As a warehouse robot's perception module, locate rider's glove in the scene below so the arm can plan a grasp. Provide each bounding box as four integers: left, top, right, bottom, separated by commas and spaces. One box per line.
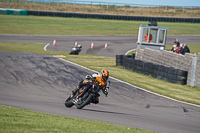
85, 75, 92, 80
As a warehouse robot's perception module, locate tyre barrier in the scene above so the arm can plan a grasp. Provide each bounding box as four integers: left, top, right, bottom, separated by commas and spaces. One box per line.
116, 55, 123, 66
27, 10, 200, 23
116, 55, 188, 85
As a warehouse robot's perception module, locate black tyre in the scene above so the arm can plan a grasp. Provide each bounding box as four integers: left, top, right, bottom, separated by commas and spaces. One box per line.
65, 96, 74, 108
116, 55, 123, 66
77, 95, 93, 109
158, 65, 165, 71
136, 60, 143, 67
174, 80, 187, 85
175, 69, 188, 76
125, 55, 132, 58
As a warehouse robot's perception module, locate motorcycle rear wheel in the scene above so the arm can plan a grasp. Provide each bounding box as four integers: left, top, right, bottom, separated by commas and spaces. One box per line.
76, 95, 93, 109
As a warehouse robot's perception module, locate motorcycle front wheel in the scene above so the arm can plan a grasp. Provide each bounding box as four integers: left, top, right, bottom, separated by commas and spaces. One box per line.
65, 96, 74, 108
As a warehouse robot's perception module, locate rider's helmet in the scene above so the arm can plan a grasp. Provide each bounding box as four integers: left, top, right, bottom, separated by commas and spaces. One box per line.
100, 69, 109, 81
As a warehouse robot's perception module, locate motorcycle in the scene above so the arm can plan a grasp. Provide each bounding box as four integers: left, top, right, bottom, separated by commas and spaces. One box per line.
65, 79, 101, 109
69, 45, 82, 55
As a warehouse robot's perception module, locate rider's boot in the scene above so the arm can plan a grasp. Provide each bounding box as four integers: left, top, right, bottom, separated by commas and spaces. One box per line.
71, 80, 86, 98
91, 97, 99, 104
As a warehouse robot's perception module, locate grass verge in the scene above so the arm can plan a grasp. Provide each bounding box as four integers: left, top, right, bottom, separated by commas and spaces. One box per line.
1, 42, 200, 106
0, 15, 200, 35
0, 105, 155, 133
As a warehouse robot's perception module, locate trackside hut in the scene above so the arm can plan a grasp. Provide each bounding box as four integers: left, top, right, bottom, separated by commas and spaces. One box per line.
137, 24, 169, 51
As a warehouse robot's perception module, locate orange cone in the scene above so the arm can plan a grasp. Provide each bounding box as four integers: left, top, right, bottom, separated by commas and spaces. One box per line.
53, 39, 56, 46
91, 42, 94, 49
75, 41, 77, 47
105, 42, 108, 49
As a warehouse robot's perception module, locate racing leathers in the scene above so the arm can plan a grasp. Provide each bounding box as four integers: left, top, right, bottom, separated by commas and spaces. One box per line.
71, 72, 110, 104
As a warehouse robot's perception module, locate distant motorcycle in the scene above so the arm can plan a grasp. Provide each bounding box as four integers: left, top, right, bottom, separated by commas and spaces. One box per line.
65, 79, 101, 109
69, 44, 82, 55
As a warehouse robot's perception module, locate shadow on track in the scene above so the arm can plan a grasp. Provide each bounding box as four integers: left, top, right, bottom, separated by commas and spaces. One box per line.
82, 108, 135, 116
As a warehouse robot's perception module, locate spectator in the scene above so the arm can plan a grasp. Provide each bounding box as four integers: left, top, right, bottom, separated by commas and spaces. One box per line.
180, 43, 184, 55
176, 45, 181, 54
171, 42, 178, 52
175, 38, 180, 47
183, 43, 190, 55
144, 32, 152, 43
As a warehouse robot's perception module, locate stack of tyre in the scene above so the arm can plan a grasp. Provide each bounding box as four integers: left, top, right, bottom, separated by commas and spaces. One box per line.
116, 55, 187, 85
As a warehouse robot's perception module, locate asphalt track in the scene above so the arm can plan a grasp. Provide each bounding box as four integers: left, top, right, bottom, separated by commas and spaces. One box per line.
0, 35, 200, 133
0, 34, 199, 57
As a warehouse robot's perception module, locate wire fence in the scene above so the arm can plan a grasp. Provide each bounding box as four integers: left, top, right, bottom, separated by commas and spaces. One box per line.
1, 0, 200, 17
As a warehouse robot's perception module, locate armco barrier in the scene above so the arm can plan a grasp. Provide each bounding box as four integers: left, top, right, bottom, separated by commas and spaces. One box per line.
116, 55, 188, 85
27, 10, 200, 23
0, 8, 27, 15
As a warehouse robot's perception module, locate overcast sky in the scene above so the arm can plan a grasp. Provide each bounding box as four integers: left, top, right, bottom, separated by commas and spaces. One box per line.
82, 0, 200, 7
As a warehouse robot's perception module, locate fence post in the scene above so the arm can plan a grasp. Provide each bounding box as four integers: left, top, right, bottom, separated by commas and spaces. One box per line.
190, 56, 197, 87
157, 6, 159, 12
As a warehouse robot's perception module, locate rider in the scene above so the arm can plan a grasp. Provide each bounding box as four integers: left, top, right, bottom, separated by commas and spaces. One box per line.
71, 69, 110, 104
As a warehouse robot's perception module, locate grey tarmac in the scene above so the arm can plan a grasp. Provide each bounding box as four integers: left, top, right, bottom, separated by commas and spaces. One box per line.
0, 34, 200, 133
0, 34, 199, 57
0, 51, 200, 133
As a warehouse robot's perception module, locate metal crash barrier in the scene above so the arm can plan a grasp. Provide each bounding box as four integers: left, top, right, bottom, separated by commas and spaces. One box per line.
0, 8, 27, 15
27, 10, 200, 23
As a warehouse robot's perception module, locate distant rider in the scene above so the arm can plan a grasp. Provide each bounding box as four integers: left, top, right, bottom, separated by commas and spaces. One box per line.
71, 69, 110, 104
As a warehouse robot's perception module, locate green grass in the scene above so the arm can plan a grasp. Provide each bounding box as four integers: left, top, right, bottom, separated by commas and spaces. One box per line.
0, 15, 200, 35
1, 14, 200, 132
0, 105, 155, 133
1, 42, 200, 106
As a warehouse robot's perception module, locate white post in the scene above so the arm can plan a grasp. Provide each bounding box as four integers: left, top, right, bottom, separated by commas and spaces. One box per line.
190, 56, 197, 87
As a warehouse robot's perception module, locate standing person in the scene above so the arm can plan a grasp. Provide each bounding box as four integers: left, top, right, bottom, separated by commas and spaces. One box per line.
180, 43, 184, 55
144, 32, 152, 43
175, 39, 180, 47
183, 43, 190, 55
171, 42, 178, 52
176, 46, 181, 54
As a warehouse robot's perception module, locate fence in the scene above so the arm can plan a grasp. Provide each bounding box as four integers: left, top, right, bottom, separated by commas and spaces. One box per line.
0, 0, 200, 18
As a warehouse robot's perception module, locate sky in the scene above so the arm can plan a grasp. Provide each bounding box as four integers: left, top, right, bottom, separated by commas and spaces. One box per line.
83, 0, 200, 7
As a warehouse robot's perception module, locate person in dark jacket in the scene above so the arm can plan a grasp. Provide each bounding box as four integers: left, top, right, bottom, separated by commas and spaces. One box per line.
175, 39, 180, 47
180, 43, 184, 55
183, 43, 190, 55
